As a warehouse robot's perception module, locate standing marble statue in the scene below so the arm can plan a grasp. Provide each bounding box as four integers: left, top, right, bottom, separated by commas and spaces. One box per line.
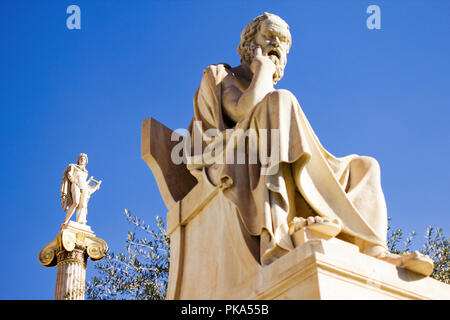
185, 12, 432, 273
39, 153, 108, 300
61, 153, 102, 225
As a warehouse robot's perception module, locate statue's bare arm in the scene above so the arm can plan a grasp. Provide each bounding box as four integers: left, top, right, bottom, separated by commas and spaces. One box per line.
223, 47, 275, 122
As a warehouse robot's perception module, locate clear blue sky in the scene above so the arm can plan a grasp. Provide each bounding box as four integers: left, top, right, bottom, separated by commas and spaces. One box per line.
0, 1, 449, 299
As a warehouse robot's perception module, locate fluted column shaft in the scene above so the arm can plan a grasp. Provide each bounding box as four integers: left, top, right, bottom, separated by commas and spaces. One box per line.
55, 248, 87, 300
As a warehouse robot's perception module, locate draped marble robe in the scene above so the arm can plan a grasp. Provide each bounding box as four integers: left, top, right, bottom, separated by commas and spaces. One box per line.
186, 63, 388, 265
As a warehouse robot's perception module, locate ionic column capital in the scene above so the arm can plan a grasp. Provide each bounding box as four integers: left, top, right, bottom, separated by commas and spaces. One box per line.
39, 221, 108, 267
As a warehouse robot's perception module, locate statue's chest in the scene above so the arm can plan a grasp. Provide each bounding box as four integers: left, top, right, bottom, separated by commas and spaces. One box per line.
74, 167, 88, 180
221, 75, 248, 108
222, 74, 248, 95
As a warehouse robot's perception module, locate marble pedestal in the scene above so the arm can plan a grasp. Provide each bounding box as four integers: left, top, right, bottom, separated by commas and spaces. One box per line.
163, 177, 450, 300
228, 237, 450, 300
39, 221, 108, 300
142, 117, 450, 300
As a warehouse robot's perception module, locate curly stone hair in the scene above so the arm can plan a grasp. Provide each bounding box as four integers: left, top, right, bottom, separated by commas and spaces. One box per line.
77, 153, 88, 165
237, 12, 292, 64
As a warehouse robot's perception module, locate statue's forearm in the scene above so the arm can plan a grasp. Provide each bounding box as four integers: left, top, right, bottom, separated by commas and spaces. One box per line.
236, 68, 274, 116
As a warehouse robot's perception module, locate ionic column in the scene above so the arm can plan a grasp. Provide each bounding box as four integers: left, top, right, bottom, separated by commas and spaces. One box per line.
39, 221, 108, 300
54, 248, 87, 299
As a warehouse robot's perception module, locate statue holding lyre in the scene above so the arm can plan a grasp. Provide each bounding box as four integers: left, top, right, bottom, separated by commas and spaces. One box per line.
60, 153, 102, 225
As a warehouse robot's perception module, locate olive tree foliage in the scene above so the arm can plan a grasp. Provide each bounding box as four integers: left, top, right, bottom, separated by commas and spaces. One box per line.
387, 217, 449, 284
86, 212, 448, 300
86, 209, 170, 300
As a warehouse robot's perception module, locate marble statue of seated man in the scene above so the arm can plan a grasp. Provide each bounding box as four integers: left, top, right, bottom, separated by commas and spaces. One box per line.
184, 12, 432, 275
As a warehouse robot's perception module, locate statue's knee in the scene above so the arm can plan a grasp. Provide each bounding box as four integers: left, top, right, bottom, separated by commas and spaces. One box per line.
262, 90, 297, 115
254, 89, 299, 121
268, 89, 295, 102
71, 199, 81, 207
352, 156, 380, 172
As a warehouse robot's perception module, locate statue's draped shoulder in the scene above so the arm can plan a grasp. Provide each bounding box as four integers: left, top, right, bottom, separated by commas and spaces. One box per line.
192, 63, 231, 131
60, 164, 75, 211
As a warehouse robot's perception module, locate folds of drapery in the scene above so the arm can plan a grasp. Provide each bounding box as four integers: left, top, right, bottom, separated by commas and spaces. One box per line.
186, 64, 388, 265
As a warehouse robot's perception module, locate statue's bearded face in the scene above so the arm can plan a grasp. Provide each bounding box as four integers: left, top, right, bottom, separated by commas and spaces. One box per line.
253, 18, 290, 83
238, 14, 291, 84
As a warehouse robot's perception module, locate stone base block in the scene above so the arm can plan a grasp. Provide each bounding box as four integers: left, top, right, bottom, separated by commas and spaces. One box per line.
166, 186, 450, 300
227, 238, 449, 300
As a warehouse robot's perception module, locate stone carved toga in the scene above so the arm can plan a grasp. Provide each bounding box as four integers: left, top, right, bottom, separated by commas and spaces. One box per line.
184, 12, 432, 272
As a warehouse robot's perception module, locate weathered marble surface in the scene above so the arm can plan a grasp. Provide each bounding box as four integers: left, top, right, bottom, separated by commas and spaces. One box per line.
141, 145, 449, 299
142, 118, 449, 299
141, 13, 442, 299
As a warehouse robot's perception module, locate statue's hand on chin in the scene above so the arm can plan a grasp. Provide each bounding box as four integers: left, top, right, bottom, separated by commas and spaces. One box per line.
250, 47, 276, 79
